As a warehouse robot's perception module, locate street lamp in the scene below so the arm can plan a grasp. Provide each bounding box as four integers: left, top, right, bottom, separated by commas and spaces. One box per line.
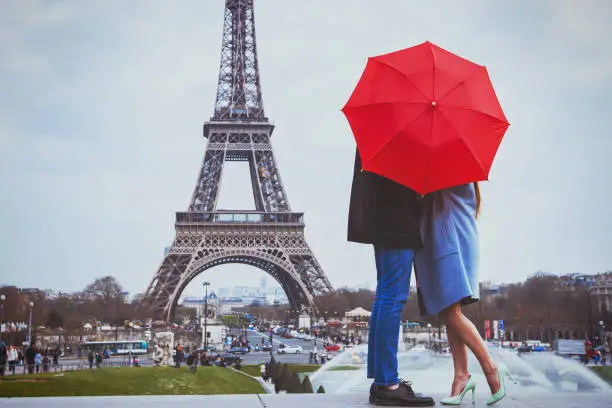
27, 301, 34, 344
203, 282, 210, 350
599, 321, 605, 346
116, 291, 129, 342
427, 323, 432, 345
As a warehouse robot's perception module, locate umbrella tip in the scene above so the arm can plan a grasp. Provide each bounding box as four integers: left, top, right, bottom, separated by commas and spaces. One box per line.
431, 101, 437, 107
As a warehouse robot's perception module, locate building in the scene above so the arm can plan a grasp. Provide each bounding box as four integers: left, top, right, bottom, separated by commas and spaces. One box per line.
479, 282, 512, 301
181, 291, 218, 318
556, 273, 598, 291
589, 272, 612, 315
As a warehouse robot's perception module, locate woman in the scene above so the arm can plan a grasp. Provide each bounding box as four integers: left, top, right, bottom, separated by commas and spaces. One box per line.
415, 183, 514, 406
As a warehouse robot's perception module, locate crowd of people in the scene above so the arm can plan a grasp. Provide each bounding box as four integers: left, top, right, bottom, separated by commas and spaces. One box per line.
0, 342, 61, 376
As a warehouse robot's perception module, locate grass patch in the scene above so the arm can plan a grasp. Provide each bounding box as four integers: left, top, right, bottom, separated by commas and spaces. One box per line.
327, 365, 362, 371
240, 365, 263, 377
591, 366, 612, 385
0, 367, 263, 397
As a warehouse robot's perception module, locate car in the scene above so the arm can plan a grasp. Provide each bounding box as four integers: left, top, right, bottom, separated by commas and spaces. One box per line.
324, 344, 341, 352
229, 346, 249, 355
278, 345, 303, 354
262, 344, 272, 352
219, 352, 241, 363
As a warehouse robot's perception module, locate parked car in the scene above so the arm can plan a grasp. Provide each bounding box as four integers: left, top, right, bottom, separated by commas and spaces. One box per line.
219, 352, 241, 363
262, 344, 272, 352
278, 345, 303, 354
229, 346, 249, 355
324, 344, 341, 352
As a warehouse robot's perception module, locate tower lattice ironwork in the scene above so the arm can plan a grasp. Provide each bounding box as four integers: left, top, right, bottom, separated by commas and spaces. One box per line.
143, 0, 333, 321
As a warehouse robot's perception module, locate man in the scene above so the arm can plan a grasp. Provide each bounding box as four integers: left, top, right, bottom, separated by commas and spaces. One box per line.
348, 150, 434, 406
0, 342, 7, 378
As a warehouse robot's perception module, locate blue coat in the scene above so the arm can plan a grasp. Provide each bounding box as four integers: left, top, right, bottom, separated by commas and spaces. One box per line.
414, 183, 480, 317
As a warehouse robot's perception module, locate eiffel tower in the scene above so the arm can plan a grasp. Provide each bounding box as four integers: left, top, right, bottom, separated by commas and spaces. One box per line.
142, 0, 333, 321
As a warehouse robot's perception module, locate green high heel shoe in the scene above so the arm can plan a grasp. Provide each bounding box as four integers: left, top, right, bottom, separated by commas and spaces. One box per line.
486, 363, 517, 405
440, 375, 476, 405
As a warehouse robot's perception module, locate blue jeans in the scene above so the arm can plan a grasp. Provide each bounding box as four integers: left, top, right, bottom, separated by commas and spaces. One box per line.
367, 245, 414, 385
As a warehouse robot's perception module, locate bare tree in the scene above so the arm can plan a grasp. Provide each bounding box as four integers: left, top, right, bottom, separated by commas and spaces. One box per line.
82, 276, 124, 303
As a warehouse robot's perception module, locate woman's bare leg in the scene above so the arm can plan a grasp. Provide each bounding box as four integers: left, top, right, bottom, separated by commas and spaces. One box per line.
440, 302, 500, 394
446, 325, 470, 396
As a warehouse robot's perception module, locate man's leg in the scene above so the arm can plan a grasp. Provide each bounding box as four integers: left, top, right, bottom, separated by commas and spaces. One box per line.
367, 246, 384, 380
372, 246, 413, 386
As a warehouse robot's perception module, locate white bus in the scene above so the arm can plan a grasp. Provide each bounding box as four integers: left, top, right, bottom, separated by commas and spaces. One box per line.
79, 340, 148, 356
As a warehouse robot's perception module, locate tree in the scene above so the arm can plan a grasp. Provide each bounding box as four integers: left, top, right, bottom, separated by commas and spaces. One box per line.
82, 276, 124, 303
287, 371, 302, 393
301, 375, 314, 393
46, 309, 64, 329
279, 364, 292, 391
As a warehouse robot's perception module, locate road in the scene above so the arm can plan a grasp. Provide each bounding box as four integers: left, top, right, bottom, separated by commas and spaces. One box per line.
51, 329, 326, 367
54, 330, 321, 367
241, 329, 323, 365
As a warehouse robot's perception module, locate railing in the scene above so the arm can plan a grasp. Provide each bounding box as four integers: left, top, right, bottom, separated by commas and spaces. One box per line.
0, 360, 152, 376
176, 212, 304, 225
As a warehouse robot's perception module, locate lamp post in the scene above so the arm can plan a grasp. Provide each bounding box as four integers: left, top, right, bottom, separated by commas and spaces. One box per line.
203, 282, 210, 350
599, 321, 605, 346
27, 301, 34, 344
0, 294, 5, 338
427, 323, 432, 345
115, 291, 129, 342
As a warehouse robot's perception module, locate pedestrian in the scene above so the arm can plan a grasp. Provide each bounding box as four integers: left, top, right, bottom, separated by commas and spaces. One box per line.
52, 349, 60, 368
414, 183, 514, 405
95, 352, 102, 368
35, 350, 42, 374
25, 345, 35, 374
88, 351, 94, 369
8, 345, 18, 375
0, 342, 7, 378
42, 354, 50, 373
347, 150, 434, 406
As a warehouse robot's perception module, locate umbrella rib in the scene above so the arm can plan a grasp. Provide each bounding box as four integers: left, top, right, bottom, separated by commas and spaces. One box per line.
362, 108, 431, 169
343, 101, 427, 110
425, 43, 435, 193
372, 59, 431, 102
440, 106, 509, 125
437, 110, 487, 179
437, 67, 482, 103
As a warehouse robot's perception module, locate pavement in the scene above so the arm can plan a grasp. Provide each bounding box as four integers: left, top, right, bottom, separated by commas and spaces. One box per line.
1, 392, 611, 407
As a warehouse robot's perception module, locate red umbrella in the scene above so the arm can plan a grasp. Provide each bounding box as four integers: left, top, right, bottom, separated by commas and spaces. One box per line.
342, 41, 509, 195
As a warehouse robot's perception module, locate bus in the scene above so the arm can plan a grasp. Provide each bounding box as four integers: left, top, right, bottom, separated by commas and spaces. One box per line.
79, 340, 148, 356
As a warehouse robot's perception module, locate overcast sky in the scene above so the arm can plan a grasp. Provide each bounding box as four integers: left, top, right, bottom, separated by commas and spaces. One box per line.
1, 0, 611, 299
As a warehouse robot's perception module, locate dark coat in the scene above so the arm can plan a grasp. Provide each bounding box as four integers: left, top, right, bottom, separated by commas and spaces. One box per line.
347, 149, 421, 249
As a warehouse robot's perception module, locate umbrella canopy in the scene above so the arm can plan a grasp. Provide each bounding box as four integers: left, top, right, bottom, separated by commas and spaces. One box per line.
342, 41, 509, 194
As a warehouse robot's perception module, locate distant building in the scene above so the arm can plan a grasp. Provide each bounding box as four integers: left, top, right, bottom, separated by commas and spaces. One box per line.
181, 291, 218, 318
232, 286, 260, 298
259, 276, 268, 295
479, 282, 511, 301
589, 272, 612, 315
556, 273, 598, 291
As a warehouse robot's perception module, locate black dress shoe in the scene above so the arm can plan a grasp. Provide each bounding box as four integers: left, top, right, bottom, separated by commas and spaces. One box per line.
369, 383, 376, 403
374, 380, 435, 407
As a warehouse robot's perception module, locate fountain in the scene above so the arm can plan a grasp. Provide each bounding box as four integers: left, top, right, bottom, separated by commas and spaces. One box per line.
310, 345, 612, 396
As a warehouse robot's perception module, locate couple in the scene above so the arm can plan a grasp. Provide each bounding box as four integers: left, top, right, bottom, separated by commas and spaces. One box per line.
348, 151, 513, 406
